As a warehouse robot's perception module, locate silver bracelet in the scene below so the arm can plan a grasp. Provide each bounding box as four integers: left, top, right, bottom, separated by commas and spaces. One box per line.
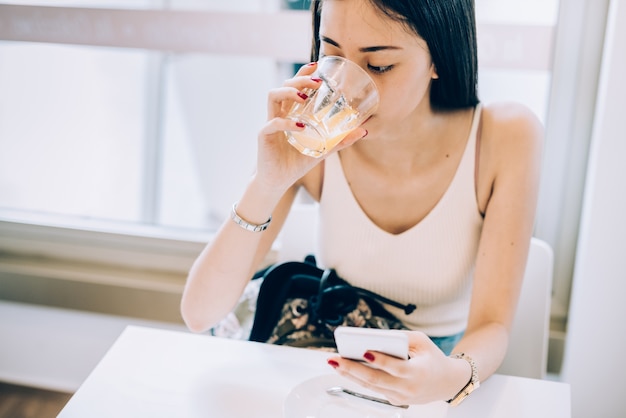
230, 203, 272, 232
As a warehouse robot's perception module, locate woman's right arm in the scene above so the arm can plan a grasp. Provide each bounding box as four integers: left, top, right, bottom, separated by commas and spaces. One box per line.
180, 177, 299, 333
180, 62, 332, 333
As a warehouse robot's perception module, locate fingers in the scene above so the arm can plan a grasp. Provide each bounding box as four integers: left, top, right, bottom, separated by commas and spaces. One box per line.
406, 330, 432, 347
267, 77, 322, 119
327, 352, 410, 385
326, 355, 408, 404
267, 62, 322, 119
294, 61, 319, 77
406, 331, 445, 360
259, 116, 305, 139
285, 60, 322, 89
365, 351, 412, 377
267, 86, 304, 119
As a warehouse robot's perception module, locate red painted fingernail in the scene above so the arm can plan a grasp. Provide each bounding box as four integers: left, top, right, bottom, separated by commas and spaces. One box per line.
311, 77, 322, 83
363, 352, 375, 362
307, 62, 317, 66
296, 122, 305, 128
328, 359, 339, 368
297, 92, 308, 100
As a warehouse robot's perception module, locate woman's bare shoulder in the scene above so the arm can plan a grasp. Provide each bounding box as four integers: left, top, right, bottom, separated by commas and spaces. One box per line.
475, 102, 544, 211
480, 101, 544, 160
481, 102, 544, 142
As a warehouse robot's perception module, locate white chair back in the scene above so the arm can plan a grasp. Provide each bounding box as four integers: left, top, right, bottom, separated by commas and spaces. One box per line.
496, 238, 554, 379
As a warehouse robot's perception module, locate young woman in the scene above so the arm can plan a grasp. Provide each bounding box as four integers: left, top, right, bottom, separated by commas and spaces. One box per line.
181, 0, 543, 406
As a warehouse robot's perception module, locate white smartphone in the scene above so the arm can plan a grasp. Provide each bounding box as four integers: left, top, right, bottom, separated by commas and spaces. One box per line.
334, 326, 409, 361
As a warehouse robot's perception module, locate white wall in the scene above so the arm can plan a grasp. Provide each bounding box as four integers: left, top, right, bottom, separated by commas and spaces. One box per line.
560, 1, 626, 417
0, 301, 188, 392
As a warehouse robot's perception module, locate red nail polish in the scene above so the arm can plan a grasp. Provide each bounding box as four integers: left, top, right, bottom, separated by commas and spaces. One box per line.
311, 77, 322, 83
296, 122, 305, 128
297, 92, 308, 100
364, 352, 375, 362
307, 62, 317, 66
328, 359, 339, 368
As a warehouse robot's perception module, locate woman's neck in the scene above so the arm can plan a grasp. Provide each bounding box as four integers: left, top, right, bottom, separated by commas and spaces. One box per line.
349, 107, 472, 174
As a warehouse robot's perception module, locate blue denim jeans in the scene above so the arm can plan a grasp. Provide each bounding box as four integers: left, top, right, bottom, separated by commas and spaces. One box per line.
429, 331, 464, 356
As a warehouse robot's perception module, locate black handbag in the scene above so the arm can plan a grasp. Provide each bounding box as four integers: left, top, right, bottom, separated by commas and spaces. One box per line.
249, 255, 416, 350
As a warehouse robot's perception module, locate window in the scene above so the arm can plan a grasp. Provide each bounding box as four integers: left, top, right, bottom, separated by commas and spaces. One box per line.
0, 0, 558, 233
0, 0, 298, 234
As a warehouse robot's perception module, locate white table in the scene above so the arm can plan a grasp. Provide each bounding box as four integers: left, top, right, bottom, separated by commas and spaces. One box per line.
58, 326, 571, 417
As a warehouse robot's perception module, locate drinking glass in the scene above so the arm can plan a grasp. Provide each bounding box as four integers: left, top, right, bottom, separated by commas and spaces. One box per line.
285, 56, 379, 158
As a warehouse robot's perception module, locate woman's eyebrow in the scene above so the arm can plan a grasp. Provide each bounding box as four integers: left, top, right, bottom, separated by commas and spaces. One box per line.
321, 36, 401, 53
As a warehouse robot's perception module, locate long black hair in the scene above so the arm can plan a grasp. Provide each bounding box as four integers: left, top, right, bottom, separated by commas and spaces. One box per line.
310, 0, 479, 110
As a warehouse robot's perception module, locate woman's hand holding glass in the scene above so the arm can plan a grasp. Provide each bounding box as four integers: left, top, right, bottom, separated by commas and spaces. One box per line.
254, 62, 368, 195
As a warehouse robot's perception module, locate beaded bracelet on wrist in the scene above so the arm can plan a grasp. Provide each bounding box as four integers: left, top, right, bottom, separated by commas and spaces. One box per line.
446, 353, 480, 406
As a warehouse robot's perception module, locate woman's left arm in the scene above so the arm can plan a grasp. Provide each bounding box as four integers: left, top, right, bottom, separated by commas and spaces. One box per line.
327, 103, 544, 405
454, 101, 544, 382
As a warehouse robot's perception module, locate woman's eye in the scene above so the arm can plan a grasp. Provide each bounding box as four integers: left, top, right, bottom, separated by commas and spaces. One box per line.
368, 64, 394, 74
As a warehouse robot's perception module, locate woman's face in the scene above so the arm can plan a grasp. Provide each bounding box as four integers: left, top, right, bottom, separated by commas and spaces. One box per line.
319, 0, 438, 139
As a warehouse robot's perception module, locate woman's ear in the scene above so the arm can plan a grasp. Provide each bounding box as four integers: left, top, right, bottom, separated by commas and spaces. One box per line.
431, 63, 439, 80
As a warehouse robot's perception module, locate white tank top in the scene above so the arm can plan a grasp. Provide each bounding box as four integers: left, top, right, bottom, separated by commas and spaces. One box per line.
316, 105, 484, 336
